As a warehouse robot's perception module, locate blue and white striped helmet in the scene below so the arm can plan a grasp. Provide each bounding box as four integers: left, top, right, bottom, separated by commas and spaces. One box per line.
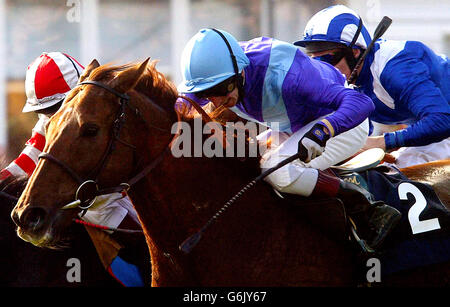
177, 28, 250, 94
294, 5, 371, 51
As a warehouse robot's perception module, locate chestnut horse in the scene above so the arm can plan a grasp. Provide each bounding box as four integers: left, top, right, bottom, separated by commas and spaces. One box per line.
0, 164, 119, 286
11, 59, 449, 286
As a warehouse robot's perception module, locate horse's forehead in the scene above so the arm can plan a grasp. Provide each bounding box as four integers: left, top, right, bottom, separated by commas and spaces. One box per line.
45, 106, 76, 140
77, 85, 119, 113
54, 104, 106, 127
56, 106, 75, 125
60, 87, 111, 120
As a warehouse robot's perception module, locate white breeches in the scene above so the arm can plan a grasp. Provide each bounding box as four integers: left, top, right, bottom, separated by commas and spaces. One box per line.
390, 137, 450, 168
260, 117, 369, 196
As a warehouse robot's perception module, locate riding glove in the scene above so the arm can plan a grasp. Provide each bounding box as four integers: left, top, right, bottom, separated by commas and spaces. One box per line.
298, 122, 331, 162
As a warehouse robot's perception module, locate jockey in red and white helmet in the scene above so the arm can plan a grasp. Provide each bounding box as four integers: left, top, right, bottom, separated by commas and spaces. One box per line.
1, 52, 83, 179
0, 52, 147, 287
23, 52, 84, 113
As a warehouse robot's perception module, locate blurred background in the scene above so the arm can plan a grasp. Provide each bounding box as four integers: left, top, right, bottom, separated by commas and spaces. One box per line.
0, 0, 449, 159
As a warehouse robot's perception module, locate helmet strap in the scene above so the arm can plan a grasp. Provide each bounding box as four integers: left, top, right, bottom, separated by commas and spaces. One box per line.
210, 28, 248, 112
210, 29, 240, 77
62, 53, 81, 79
345, 17, 364, 75
348, 17, 363, 49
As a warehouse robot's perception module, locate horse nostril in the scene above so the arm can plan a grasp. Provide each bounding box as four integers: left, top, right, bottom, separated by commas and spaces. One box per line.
21, 207, 48, 231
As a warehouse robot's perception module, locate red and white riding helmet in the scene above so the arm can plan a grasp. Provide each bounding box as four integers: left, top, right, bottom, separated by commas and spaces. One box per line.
23, 52, 84, 113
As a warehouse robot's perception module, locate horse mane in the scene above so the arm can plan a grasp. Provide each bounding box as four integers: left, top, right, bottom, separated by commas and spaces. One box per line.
88, 60, 179, 118
87, 60, 233, 128
86, 61, 260, 168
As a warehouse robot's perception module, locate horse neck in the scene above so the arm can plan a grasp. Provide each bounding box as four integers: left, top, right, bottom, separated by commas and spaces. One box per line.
131, 144, 260, 243
127, 120, 261, 284
133, 154, 260, 285
127, 107, 260, 237
125, 116, 361, 285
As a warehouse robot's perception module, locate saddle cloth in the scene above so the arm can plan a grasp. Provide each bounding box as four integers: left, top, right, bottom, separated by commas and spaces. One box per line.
342, 166, 450, 276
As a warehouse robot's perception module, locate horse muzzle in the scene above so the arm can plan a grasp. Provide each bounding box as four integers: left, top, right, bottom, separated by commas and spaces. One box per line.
12, 205, 48, 233
11, 204, 68, 248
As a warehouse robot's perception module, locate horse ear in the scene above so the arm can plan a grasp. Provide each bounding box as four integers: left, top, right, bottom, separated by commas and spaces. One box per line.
110, 58, 150, 93
79, 59, 100, 82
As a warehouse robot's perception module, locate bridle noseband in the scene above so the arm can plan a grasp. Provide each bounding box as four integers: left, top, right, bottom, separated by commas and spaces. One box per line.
39, 80, 170, 216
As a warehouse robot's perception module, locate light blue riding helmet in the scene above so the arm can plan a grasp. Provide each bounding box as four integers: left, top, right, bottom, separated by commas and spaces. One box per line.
294, 5, 372, 51
178, 28, 250, 94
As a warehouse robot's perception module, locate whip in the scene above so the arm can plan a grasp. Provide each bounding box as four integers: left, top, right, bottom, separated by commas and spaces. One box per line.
347, 16, 392, 84
179, 153, 300, 254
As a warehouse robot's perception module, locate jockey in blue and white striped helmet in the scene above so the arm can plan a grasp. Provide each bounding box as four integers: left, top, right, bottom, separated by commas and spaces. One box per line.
294, 5, 372, 71
295, 4, 450, 167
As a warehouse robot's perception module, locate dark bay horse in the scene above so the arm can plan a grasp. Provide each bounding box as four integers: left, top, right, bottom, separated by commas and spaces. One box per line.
0, 164, 119, 286
11, 59, 449, 286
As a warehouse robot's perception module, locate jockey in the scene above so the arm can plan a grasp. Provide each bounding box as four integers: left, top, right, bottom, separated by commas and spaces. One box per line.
0, 52, 147, 286
177, 28, 401, 251
294, 4, 450, 168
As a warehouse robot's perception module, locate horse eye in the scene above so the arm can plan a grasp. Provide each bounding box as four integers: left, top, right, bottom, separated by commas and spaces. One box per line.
80, 123, 99, 137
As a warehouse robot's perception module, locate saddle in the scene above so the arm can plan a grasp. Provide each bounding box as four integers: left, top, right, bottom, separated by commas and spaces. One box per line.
331, 148, 386, 174
274, 148, 450, 277
272, 149, 386, 251
351, 162, 450, 277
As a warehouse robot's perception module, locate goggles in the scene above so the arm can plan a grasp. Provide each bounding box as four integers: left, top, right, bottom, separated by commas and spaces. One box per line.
312, 50, 346, 66
195, 77, 236, 99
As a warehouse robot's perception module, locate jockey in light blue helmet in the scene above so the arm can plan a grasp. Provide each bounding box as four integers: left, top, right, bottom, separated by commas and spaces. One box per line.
178, 28, 250, 97
293, 5, 372, 71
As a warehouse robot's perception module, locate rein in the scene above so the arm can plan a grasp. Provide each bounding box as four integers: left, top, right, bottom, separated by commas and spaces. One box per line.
33, 83, 228, 234
179, 95, 230, 150
35, 81, 302, 247
73, 218, 143, 234
179, 152, 301, 253
0, 190, 141, 234
177, 95, 304, 253
39, 80, 171, 217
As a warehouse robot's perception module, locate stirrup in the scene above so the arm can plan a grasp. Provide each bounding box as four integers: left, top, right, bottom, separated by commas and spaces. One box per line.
347, 217, 376, 254
272, 188, 285, 199
349, 224, 376, 254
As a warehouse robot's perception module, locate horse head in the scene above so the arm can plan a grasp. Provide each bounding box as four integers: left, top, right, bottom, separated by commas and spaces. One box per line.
11, 58, 176, 248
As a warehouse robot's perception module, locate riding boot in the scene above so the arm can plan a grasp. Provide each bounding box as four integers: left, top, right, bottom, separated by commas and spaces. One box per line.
311, 170, 401, 251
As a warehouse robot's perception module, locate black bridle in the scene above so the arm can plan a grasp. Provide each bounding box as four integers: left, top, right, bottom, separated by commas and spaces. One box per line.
39, 80, 170, 216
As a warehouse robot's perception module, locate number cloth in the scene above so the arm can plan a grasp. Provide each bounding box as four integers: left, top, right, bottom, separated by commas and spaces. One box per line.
360, 166, 450, 276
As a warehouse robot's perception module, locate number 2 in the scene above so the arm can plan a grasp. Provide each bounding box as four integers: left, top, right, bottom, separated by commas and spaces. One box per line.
398, 182, 441, 235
